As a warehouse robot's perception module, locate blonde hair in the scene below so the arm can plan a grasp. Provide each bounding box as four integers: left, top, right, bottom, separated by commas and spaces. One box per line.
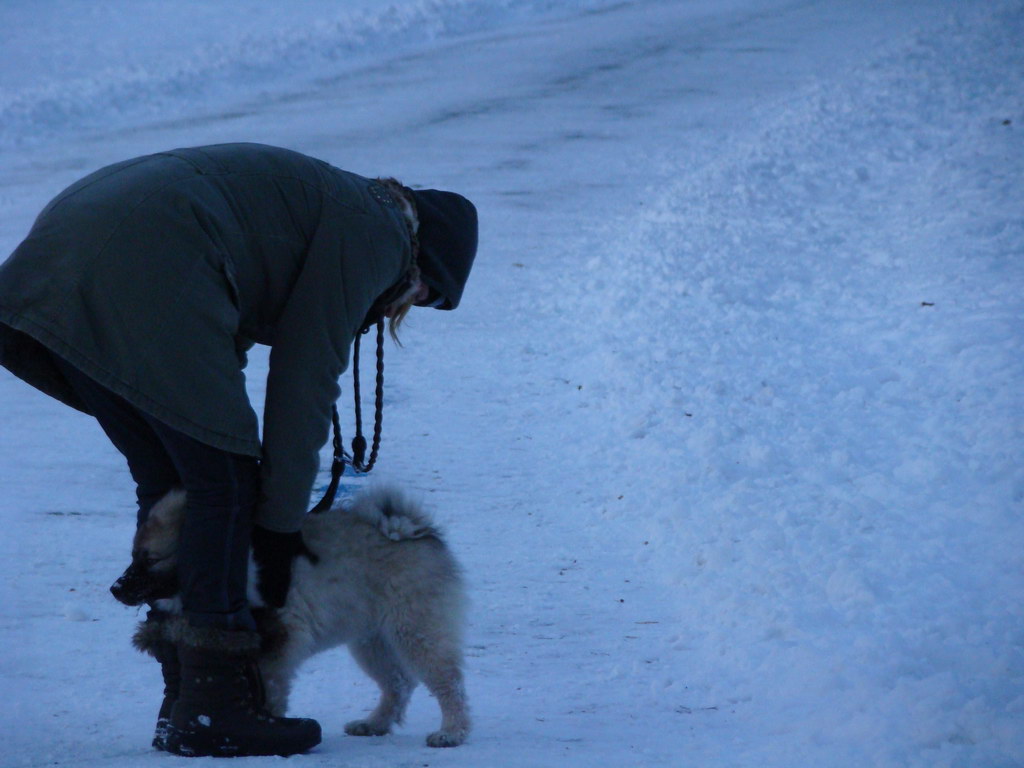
375, 178, 420, 345
385, 268, 421, 345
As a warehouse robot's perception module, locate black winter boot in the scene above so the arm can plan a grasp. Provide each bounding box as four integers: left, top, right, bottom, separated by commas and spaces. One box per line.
150, 638, 181, 750
163, 625, 321, 757
132, 614, 181, 751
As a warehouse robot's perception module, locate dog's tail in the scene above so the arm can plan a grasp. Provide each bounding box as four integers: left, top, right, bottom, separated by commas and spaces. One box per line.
348, 485, 444, 542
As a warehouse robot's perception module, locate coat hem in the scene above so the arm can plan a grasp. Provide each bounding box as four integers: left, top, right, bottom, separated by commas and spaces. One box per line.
0, 310, 262, 458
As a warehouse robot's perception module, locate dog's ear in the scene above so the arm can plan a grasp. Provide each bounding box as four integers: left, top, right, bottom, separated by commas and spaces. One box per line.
147, 488, 188, 529
132, 489, 187, 569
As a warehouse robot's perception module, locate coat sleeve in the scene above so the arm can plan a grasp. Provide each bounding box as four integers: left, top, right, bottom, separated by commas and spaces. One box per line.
255, 210, 403, 532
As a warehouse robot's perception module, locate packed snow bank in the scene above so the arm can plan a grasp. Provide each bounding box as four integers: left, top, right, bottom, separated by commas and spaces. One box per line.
558, 2, 1024, 764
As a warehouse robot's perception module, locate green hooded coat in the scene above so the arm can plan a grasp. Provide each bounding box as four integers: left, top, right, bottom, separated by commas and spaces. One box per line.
0, 143, 413, 532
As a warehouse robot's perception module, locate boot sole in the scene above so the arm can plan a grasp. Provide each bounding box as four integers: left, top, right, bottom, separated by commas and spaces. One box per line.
163, 724, 321, 758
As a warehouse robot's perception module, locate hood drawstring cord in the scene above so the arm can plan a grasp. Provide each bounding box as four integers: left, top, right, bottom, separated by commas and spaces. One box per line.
308, 318, 385, 515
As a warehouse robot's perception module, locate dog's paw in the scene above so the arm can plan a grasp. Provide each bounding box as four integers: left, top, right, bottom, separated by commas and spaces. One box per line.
345, 719, 391, 738
426, 729, 466, 748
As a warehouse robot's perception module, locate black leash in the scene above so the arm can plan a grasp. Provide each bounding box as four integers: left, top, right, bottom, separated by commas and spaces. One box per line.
308, 319, 385, 514
349, 319, 385, 472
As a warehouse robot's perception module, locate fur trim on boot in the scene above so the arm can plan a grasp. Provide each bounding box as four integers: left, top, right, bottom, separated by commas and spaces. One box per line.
172, 621, 262, 655
135, 615, 261, 656
132, 618, 173, 657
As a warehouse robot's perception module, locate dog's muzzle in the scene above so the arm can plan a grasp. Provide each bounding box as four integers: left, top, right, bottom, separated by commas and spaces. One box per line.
110, 561, 178, 606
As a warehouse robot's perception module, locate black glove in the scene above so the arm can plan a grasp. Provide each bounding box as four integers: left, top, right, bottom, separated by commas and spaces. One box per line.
250, 525, 316, 609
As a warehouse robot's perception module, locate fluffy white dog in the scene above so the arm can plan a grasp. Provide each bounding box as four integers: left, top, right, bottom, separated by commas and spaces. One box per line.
124, 486, 470, 748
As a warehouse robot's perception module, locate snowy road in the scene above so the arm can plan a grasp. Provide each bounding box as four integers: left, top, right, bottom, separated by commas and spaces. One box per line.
2, 1, 1022, 766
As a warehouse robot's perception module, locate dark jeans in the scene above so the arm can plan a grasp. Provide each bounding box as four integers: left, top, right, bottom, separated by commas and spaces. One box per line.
53, 355, 257, 631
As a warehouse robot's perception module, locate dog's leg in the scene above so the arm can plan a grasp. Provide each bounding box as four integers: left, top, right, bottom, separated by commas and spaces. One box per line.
258, 656, 297, 717
344, 634, 414, 738
257, 622, 315, 717
391, 627, 470, 747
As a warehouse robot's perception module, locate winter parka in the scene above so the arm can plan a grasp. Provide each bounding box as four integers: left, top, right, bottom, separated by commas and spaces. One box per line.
0, 143, 413, 532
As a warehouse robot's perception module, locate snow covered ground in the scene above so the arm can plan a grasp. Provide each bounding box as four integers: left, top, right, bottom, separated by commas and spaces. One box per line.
1, 1, 1022, 766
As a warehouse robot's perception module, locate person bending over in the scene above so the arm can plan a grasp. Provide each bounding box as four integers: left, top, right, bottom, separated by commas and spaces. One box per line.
0, 143, 477, 757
